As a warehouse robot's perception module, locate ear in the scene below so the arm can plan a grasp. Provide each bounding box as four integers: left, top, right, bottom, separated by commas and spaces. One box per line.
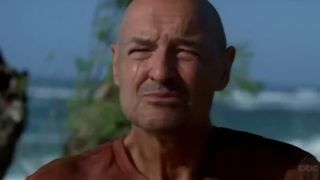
216, 46, 236, 91
111, 43, 120, 86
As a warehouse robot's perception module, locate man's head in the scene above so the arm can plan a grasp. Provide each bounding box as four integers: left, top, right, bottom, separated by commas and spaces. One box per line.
112, 0, 235, 134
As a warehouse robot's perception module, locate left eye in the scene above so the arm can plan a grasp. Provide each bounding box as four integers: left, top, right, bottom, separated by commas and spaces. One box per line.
128, 48, 152, 60
177, 50, 199, 60
128, 48, 150, 55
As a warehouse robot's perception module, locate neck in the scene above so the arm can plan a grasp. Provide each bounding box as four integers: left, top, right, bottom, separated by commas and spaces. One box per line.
124, 121, 212, 180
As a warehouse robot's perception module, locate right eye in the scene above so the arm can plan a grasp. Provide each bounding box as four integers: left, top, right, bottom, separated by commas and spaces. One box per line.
128, 49, 152, 59
128, 48, 150, 54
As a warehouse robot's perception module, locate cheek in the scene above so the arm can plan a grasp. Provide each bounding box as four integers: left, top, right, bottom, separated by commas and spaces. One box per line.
119, 60, 138, 87
117, 61, 140, 118
118, 60, 147, 102
178, 61, 199, 82
178, 61, 214, 92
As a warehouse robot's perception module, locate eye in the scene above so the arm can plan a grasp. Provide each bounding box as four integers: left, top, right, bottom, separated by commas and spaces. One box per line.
128, 48, 152, 60
128, 48, 150, 55
176, 49, 200, 61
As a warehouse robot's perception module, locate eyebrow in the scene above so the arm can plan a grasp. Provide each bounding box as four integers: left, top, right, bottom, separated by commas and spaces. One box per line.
125, 37, 158, 47
172, 38, 203, 50
125, 36, 203, 50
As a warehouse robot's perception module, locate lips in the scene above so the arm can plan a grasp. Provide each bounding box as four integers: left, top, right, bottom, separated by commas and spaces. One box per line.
143, 91, 186, 104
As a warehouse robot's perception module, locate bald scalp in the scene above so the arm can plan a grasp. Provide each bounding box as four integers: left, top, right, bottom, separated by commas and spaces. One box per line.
118, 0, 227, 56
198, 0, 227, 54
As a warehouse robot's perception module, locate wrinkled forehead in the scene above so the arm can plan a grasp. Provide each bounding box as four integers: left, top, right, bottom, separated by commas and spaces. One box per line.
119, 0, 207, 44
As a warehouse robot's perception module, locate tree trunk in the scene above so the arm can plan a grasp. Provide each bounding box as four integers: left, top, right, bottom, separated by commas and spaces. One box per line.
0, 52, 28, 179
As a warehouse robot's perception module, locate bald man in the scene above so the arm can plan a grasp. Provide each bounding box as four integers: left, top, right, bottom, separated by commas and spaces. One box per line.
28, 0, 320, 180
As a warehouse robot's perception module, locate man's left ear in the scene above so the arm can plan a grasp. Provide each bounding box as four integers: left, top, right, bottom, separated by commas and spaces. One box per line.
216, 46, 236, 91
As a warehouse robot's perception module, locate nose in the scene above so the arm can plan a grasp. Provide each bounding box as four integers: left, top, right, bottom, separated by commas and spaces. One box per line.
148, 48, 177, 83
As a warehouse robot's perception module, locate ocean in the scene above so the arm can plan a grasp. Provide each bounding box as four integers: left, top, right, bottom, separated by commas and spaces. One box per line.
3, 82, 320, 180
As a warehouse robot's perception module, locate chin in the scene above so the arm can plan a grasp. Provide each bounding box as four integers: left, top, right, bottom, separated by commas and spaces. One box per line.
123, 99, 192, 133
134, 108, 190, 133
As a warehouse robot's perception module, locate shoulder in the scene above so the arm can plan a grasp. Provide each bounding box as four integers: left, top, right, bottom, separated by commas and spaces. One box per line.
27, 140, 117, 180
214, 126, 316, 160
212, 127, 319, 177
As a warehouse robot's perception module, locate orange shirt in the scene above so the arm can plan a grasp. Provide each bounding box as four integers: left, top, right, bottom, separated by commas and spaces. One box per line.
27, 139, 146, 180
27, 127, 320, 180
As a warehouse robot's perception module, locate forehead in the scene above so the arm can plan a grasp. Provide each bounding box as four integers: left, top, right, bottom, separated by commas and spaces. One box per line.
119, 1, 206, 44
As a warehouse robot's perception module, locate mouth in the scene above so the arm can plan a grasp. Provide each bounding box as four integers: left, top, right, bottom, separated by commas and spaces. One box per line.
143, 92, 187, 105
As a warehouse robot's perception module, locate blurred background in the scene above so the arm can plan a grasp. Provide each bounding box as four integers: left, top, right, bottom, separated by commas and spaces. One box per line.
0, 0, 319, 179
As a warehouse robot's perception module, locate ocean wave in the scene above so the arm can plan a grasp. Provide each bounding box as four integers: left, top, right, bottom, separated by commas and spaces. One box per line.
28, 86, 320, 111
221, 88, 320, 112
27, 86, 74, 100
4, 154, 60, 180
20, 133, 67, 144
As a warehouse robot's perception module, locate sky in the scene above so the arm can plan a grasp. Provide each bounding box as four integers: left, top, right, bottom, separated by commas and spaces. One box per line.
0, 0, 320, 88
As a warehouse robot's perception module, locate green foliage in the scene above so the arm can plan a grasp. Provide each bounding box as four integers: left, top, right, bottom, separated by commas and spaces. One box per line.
220, 43, 263, 97
15, 75, 28, 97
96, 28, 112, 43
67, 54, 130, 153
75, 57, 94, 75
116, 0, 132, 8
67, 56, 129, 153
67, 0, 130, 152
68, 96, 129, 152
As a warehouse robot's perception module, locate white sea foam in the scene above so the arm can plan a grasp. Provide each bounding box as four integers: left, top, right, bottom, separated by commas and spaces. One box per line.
27, 86, 74, 100
222, 88, 320, 112
20, 133, 67, 144
27, 86, 320, 111
4, 154, 60, 180
288, 136, 320, 161
4, 176, 24, 180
